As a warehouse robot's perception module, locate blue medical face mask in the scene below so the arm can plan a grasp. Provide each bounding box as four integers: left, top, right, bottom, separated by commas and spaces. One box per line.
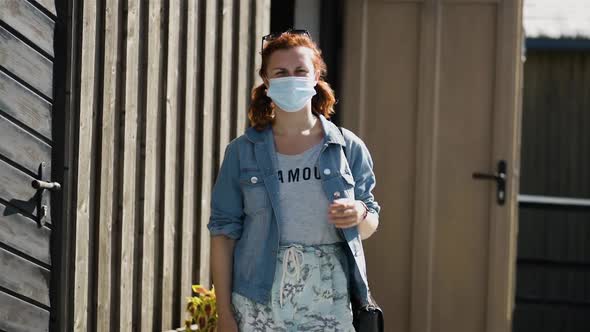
266, 76, 317, 112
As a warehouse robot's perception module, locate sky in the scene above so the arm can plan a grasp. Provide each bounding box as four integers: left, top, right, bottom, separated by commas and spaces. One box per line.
524, 0, 590, 38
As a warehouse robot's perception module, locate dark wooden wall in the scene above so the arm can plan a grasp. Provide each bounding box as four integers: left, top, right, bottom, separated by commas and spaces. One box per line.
65, 0, 270, 330
519, 51, 590, 198
0, 0, 57, 331
515, 50, 590, 331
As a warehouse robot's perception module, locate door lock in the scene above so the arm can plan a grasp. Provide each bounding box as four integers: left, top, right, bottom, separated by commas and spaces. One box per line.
472, 160, 507, 205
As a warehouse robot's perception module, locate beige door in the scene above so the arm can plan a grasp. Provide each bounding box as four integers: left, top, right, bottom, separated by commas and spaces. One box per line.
341, 1, 523, 331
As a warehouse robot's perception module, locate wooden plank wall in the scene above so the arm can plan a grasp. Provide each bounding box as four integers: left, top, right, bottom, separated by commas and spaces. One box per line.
519, 51, 590, 199
0, 0, 56, 331
514, 51, 590, 331
70, 0, 270, 330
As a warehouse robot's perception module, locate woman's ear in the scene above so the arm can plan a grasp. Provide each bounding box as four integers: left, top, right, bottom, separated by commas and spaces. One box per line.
263, 77, 269, 89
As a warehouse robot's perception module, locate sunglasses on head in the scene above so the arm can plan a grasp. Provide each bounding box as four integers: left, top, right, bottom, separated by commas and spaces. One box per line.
261, 29, 311, 54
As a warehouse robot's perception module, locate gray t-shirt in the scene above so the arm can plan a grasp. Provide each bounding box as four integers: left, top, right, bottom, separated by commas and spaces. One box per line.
276, 142, 343, 245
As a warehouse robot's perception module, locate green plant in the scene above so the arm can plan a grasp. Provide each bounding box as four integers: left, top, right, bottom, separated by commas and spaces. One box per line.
185, 284, 217, 331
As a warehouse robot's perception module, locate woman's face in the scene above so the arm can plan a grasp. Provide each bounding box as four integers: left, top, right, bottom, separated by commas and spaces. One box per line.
264, 46, 318, 85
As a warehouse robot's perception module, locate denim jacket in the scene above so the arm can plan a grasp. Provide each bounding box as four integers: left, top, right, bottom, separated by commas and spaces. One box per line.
208, 114, 380, 306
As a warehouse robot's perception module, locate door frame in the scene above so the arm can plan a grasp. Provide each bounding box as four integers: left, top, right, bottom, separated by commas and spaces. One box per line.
486, 1, 523, 331
50, 0, 81, 330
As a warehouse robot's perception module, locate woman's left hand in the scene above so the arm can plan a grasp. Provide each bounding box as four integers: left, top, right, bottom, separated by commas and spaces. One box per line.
328, 198, 367, 229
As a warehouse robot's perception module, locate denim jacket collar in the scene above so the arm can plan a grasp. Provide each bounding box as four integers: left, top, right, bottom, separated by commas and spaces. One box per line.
244, 113, 345, 146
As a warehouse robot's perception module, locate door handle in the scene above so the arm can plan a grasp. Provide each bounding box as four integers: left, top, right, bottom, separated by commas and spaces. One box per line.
32, 180, 61, 191
472, 160, 507, 205
31, 162, 60, 227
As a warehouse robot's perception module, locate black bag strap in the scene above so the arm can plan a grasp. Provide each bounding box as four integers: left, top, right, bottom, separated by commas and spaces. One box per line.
339, 126, 384, 332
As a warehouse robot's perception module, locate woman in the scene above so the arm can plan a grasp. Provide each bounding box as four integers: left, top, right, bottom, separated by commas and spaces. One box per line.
208, 30, 380, 331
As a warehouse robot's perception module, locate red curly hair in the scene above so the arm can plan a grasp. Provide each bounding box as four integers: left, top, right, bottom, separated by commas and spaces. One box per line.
248, 32, 336, 130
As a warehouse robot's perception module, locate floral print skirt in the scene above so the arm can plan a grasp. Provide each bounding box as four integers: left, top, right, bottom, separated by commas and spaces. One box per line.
231, 243, 355, 332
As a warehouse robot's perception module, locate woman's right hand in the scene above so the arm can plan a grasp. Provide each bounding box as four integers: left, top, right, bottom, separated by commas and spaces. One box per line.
217, 313, 238, 332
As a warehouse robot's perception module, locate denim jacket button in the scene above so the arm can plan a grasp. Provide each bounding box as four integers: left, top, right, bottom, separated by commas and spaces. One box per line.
250, 176, 258, 184
333, 191, 341, 198
323, 168, 331, 175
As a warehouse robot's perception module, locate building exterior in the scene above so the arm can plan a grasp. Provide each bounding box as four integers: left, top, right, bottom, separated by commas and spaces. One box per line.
0, 0, 531, 331
0, 0, 269, 330
339, 2, 522, 331
514, 1, 590, 331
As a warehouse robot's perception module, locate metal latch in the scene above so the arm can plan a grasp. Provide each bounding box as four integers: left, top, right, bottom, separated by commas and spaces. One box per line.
31, 162, 61, 227
472, 160, 507, 205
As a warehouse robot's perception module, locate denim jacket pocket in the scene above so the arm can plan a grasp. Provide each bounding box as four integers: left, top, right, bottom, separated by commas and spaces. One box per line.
239, 171, 270, 215
341, 171, 356, 186
341, 171, 356, 198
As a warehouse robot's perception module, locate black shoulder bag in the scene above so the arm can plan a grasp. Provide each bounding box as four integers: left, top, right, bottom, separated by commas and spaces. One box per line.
352, 294, 384, 332
338, 126, 384, 332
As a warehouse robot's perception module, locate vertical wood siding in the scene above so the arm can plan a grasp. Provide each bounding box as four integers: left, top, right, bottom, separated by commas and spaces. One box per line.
70, 0, 270, 330
520, 51, 590, 199
515, 51, 590, 331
